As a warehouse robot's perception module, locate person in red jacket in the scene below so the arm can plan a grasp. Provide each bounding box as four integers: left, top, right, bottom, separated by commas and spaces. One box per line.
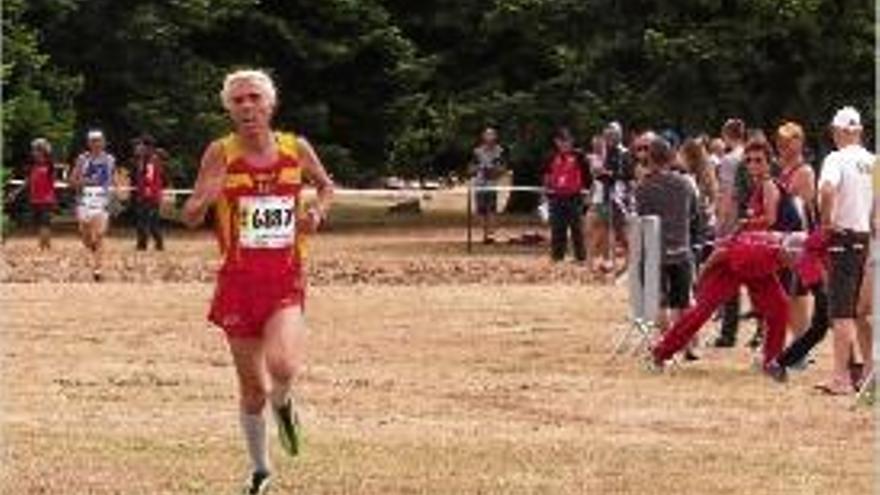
543, 127, 591, 262
132, 135, 166, 251
648, 229, 828, 379
25, 138, 58, 250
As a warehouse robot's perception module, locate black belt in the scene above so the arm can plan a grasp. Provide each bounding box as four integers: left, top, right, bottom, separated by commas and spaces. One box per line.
829, 229, 870, 250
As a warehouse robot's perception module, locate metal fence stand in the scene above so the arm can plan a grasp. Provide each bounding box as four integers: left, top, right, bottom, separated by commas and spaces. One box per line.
609, 215, 661, 359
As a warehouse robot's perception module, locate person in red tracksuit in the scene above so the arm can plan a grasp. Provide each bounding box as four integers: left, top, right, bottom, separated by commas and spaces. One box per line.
25, 138, 58, 250
543, 127, 590, 262
132, 135, 166, 251
649, 229, 827, 378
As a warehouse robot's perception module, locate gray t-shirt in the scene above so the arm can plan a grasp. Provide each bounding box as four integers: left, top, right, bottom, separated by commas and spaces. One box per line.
636, 170, 698, 264
473, 144, 504, 186
716, 146, 743, 235
717, 146, 743, 198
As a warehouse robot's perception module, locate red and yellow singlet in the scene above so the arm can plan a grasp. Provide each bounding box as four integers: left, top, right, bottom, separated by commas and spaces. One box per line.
208, 132, 308, 337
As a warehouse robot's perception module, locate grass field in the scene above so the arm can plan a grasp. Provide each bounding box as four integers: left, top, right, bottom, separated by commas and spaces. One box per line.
0, 220, 874, 494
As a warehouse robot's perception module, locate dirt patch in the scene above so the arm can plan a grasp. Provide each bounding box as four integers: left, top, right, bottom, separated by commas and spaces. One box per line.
0, 231, 873, 494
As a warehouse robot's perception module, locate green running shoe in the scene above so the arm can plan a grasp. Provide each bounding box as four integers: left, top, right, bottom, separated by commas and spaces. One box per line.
273, 399, 300, 457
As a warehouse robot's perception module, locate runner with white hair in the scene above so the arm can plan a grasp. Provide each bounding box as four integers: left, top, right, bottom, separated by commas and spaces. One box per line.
182, 68, 334, 494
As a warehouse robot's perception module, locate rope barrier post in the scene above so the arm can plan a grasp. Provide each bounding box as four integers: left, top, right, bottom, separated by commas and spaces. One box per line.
642, 215, 662, 326
466, 181, 473, 253
610, 214, 661, 359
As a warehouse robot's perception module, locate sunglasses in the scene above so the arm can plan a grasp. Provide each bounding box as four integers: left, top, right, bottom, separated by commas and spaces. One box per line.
745, 156, 767, 164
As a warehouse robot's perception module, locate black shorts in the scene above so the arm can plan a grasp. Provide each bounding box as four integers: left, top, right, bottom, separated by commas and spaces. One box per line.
827, 230, 870, 319
778, 267, 809, 296
661, 260, 693, 309
476, 190, 497, 216
31, 204, 53, 227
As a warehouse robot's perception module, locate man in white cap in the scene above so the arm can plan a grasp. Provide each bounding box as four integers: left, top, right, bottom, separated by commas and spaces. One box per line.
815, 106, 875, 394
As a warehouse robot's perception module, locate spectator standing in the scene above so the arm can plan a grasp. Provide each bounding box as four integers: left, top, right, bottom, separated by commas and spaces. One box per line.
471, 127, 506, 244
132, 135, 166, 251
25, 138, 57, 250
597, 121, 633, 272
635, 135, 700, 333
713, 118, 747, 348
775, 122, 816, 343
585, 134, 609, 273
680, 137, 718, 266
544, 127, 590, 262
815, 106, 875, 395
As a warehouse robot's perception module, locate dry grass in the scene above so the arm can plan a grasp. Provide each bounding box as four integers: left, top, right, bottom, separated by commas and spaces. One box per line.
0, 230, 874, 494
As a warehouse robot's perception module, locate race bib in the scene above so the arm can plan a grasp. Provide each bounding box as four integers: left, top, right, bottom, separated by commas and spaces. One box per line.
81, 186, 109, 214
238, 196, 296, 248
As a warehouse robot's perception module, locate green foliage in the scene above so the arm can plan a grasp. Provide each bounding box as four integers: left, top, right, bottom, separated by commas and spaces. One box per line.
2, 0, 82, 168
1, 0, 874, 189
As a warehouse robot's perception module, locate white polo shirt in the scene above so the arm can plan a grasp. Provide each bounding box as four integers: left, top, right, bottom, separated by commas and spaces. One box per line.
818, 144, 875, 232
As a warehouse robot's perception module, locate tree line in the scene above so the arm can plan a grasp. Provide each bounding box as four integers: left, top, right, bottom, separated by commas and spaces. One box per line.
3, 0, 874, 189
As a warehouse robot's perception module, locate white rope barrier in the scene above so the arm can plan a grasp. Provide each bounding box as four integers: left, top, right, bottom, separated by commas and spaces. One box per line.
3, 179, 587, 198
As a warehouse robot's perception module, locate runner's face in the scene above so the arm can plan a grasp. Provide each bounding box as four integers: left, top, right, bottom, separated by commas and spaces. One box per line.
88, 138, 104, 154
228, 81, 273, 137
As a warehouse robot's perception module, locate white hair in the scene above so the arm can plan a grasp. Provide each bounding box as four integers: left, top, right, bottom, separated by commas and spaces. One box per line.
220, 69, 278, 111
31, 137, 52, 154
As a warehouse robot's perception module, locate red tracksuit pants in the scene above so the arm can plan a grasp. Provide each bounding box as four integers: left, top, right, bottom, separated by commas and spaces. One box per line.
653, 259, 788, 366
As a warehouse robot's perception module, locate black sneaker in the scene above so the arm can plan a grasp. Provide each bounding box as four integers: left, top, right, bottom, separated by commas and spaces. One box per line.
273, 399, 300, 457
747, 329, 763, 350
712, 335, 735, 348
242, 470, 271, 495
763, 360, 787, 383
683, 349, 700, 362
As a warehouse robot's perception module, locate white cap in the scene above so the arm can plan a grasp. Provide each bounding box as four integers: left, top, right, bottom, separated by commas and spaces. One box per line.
605, 121, 622, 135
831, 106, 862, 130
87, 129, 105, 141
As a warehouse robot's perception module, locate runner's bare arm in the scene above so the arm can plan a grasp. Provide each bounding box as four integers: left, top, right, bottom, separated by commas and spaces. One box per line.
69, 157, 84, 191
181, 141, 226, 228
298, 137, 334, 232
